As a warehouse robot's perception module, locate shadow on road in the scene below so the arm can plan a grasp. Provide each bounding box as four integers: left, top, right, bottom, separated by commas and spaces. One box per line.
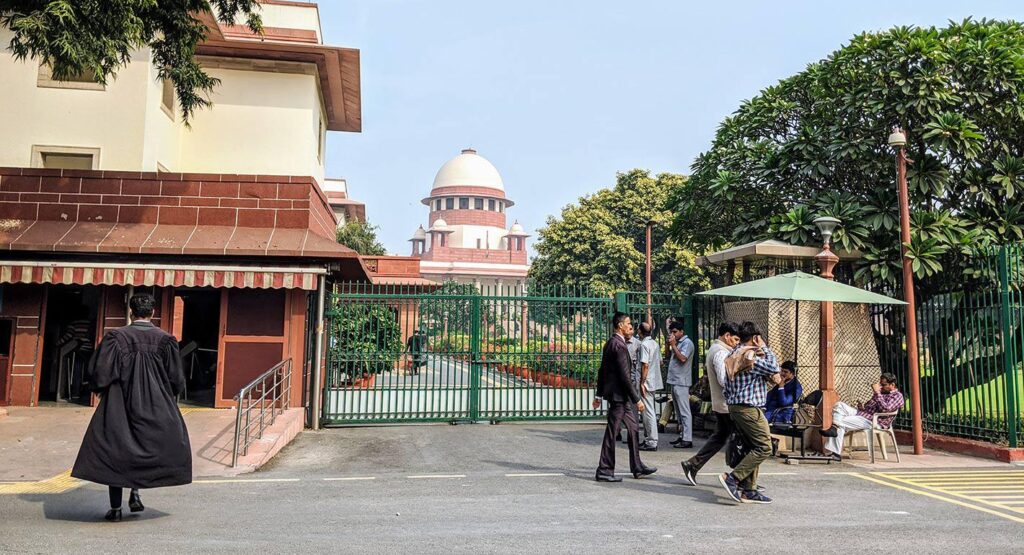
18, 488, 172, 523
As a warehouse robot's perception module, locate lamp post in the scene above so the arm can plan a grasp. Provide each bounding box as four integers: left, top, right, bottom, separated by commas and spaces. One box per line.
645, 220, 654, 324
888, 128, 924, 455
813, 216, 841, 429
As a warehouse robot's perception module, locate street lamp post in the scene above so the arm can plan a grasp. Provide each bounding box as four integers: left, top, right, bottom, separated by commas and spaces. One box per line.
645, 220, 654, 325
888, 128, 924, 455
813, 216, 841, 429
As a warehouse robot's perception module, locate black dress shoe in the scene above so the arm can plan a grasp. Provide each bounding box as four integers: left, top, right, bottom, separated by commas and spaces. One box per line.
639, 444, 658, 452
670, 438, 683, 445
673, 441, 693, 449
595, 473, 623, 483
104, 508, 122, 522
128, 490, 144, 513
633, 466, 658, 479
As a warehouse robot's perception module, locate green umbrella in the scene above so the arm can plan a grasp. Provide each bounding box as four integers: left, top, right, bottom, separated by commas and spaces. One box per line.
695, 270, 905, 305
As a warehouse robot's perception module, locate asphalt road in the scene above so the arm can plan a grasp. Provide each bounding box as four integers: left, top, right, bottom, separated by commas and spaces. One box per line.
1, 423, 1021, 554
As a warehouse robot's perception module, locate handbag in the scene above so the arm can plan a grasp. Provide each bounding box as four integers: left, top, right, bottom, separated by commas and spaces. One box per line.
725, 429, 751, 468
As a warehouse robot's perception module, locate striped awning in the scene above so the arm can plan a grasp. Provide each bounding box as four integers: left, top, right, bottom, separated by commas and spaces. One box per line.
0, 261, 324, 290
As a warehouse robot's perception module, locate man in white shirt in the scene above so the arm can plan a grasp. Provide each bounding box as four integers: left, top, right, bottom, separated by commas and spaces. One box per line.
636, 322, 664, 451
666, 320, 696, 449
680, 322, 740, 486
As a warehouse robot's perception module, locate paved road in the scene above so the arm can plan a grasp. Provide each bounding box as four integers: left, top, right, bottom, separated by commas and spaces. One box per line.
1, 423, 1021, 554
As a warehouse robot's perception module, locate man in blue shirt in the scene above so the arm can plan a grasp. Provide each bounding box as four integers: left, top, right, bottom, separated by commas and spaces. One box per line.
765, 361, 802, 423
718, 321, 781, 505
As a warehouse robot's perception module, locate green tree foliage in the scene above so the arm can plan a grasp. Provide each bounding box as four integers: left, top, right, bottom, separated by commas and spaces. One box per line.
669, 19, 1024, 294
1, 0, 262, 123
335, 220, 387, 256
530, 169, 707, 296
328, 303, 401, 378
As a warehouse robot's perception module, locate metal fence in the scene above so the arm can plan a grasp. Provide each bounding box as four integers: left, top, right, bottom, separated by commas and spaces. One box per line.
872, 246, 1023, 447
321, 283, 690, 425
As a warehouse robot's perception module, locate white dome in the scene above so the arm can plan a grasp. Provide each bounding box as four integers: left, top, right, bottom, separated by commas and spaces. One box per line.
410, 226, 427, 241
429, 218, 451, 232
431, 148, 504, 192
508, 222, 525, 235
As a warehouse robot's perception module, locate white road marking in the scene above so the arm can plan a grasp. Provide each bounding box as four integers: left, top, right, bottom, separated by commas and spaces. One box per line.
505, 473, 564, 477
323, 477, 377, 481
194, 478, 301, 484
407, 474, 466, 479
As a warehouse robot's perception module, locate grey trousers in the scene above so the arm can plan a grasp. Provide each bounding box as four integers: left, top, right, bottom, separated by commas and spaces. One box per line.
671, 384, 692, 442
641, 389, 658, 445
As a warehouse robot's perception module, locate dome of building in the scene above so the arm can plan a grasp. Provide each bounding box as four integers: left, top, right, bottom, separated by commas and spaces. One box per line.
429, 218, 451, 232
431, 148, 504, 192
410, 225, 427, 241
508, 221, 527, 235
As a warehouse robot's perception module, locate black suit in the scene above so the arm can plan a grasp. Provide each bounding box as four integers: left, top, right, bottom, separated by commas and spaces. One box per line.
596, 334, 643, 476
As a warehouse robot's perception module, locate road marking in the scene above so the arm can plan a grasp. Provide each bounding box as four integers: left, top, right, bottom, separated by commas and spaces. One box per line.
759, 472, 798, 476
323, 477, 377, 481
0, 470, 81, 495
859, 471, 1024, 524
407, 474, 466, 479
195, 478, 301, 484
850, 473, 1024, 524
505, 473, 564, 477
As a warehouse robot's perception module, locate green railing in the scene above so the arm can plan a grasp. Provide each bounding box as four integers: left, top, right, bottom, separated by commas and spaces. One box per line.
322, 283, 683, 425
873, 245, 1023, 447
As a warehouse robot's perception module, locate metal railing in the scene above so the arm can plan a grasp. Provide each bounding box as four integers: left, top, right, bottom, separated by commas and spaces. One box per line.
232, 358, 292, 467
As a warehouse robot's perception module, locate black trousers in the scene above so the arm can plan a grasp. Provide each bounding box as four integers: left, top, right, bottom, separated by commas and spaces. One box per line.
108, 486, 139, 508
685, 411, 733, 471
598, 401, 643, 476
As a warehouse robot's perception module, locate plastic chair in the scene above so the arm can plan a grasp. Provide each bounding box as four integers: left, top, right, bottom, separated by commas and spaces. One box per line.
847, 411, 901, 463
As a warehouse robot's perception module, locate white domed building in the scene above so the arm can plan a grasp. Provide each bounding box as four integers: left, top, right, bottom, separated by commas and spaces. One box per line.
408, 148, 530, 289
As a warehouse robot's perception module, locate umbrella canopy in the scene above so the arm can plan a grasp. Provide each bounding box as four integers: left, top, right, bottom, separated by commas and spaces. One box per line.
695, 271, 905, 305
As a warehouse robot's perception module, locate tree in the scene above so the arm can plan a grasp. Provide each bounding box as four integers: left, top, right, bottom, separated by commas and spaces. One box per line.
670, 19, 1024, 295
335, 220, 387, 256
1, 1, 262, 123
669, 19, 1024, 414
530, 169, 707, 296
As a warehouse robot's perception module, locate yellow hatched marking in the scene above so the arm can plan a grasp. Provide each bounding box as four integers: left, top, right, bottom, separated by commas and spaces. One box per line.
851, 474, 1024, 525
876, 471, 1024, 523
178, 407, 217, 415
0, 470, 82, 495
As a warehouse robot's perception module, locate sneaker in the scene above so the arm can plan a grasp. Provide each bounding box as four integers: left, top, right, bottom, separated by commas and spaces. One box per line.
680, 461, 698, 486
718, 472, 742, 503
740, 489, 773, 504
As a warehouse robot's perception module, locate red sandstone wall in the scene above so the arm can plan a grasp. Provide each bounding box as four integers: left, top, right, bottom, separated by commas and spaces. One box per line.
420, 246, 528, 265
429, 209, 507, 228
0, 168, 338, 240
2, 285, 45, 405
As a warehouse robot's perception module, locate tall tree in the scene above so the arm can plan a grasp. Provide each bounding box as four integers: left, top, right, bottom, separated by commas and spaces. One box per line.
670, 19, 1024, 294
1, 1, 262, 123
335, 220, 387, 256
530, 169, 707, 296
669, 19, 1024, 412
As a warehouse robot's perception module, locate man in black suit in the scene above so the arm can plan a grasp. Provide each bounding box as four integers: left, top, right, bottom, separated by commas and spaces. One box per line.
593, 312, 657, 482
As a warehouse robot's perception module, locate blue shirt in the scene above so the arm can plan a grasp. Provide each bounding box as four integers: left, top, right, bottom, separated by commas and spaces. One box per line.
765, 379, 803, 422
723, 345, 780, 407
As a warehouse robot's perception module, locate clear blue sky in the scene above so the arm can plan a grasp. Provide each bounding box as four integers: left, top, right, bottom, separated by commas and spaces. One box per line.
318, 1, 1024, 255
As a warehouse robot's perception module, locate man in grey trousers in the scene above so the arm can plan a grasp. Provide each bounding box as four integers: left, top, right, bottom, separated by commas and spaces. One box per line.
636, 322, 663, 451
666, 319, 695, 449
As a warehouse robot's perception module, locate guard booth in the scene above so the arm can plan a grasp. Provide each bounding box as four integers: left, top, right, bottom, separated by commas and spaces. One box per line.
0, 169, 368, 409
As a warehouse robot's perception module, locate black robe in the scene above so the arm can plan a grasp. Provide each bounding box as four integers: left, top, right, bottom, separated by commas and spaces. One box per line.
71, 321, 192, 489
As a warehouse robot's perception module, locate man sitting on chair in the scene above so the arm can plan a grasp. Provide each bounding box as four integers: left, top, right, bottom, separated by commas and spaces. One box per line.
823, 372, 904, 460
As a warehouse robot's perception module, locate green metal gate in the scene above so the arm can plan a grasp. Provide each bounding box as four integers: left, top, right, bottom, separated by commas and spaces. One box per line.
322, 283, 689, 425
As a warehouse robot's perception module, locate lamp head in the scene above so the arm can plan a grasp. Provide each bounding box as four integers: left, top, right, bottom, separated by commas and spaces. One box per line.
888, 128, 907, 148
813, 216, 841, 248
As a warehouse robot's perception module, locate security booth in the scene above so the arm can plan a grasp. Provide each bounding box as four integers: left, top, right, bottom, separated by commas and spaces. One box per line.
0, 168, 368, 408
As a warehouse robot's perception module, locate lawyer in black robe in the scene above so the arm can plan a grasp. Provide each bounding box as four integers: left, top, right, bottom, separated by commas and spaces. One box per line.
72, 319, 192, 493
